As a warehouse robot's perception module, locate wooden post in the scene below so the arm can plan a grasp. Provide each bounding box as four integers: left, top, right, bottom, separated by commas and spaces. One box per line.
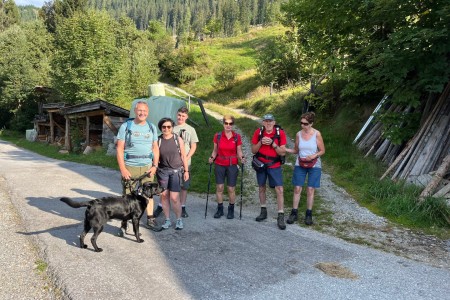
86, 116, 90, 147
64, 116, 71, 150
49, 112, 54, 143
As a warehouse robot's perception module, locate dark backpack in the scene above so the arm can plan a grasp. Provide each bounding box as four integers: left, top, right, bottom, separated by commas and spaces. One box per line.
255, 125, 286, 165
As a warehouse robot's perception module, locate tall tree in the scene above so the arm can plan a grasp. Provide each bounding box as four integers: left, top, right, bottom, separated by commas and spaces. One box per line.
282, 0, 450, 142
0, 0, 20, 32
0, 20, 52, 128
52, 10, 123, 103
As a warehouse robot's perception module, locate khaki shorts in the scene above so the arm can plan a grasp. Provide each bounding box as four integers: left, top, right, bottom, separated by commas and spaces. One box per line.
123, 165, 155, 195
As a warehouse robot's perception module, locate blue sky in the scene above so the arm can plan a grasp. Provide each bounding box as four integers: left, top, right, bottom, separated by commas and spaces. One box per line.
15, 0, 46, 7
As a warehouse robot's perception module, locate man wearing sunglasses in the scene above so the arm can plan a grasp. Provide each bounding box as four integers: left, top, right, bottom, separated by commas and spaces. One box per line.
251, 113, 287, 230
116, 101, 162, 233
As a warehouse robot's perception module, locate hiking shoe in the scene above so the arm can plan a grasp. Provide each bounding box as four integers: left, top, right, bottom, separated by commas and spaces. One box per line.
181, 207, 189, 218
255, 207, 267, 222
286, 211, 298, 224
305, 214, 313, 226
277, 213, 286, 230
116, 227, 126, 237
153, 205, 163, 218
175, 218, 184, 230
214, 205, 224, 218
227, 205, 235, 219
146, 218, 163, 232
162, 218, 171, 229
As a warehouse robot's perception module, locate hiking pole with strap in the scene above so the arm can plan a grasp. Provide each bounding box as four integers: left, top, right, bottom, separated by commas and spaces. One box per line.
240, 163, 244, 220
205, 162, 213, 218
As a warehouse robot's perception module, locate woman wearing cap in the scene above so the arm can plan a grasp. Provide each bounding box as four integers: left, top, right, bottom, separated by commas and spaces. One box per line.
156, 117, 189, 230
208, 115, 245, 219
285, 112, 325, 225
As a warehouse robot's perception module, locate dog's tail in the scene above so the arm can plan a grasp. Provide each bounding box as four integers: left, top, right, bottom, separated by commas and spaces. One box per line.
60, 197, 91, 208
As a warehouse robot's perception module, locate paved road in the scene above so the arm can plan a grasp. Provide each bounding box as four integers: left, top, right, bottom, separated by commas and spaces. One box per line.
1, 140, 449, 300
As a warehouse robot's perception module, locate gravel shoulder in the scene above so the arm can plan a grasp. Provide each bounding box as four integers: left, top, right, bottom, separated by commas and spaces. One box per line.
0, 176, 60, 299
210, 107, 450, 270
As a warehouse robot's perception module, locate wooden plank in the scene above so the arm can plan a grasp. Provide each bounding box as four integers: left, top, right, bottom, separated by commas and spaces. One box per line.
103, 115, 118, 136
433, 181, 450, 198
419, 154, 450, 201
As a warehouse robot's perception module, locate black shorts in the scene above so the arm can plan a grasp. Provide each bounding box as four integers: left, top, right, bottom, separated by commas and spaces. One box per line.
214, 164, 239, 187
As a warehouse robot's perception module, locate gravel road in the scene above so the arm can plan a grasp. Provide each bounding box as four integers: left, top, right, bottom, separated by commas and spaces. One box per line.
1, 133, 449, 299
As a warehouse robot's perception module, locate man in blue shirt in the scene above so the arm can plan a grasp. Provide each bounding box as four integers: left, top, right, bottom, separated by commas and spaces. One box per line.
116, 101, 162, 232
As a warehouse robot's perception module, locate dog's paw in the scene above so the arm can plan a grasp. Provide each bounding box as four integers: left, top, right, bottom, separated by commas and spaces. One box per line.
81, 244, 88, 249
137, 239, 144, 243
95, 248, 103, 252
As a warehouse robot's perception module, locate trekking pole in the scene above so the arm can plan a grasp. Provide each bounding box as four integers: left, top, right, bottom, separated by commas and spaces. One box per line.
240, 163, 244, 220
205, 162, 213, 218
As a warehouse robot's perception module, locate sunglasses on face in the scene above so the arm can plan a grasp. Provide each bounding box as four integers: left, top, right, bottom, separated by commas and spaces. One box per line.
162, 125, 172, 129
301, 122, 310, 126
224, 122, 234, 126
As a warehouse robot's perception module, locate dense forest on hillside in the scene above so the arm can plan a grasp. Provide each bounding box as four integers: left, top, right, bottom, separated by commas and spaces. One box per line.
2, 0, 449, 147
87, 0, 281, 36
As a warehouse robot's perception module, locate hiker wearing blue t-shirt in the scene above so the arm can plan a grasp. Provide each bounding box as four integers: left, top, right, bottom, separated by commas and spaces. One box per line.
116, 101, 162, 233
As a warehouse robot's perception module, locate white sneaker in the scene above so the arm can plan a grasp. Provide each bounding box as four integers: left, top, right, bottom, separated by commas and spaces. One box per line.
162, 219, 171, 229
175, 218, 183, 230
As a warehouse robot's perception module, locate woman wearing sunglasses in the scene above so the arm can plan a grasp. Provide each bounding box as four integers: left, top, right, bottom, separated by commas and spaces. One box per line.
285, 112, 325, 225
208, 115, 245, 219
156, 117, 189, 230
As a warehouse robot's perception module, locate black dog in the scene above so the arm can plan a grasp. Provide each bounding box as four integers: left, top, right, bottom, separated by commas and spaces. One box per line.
60, 182, 160, 252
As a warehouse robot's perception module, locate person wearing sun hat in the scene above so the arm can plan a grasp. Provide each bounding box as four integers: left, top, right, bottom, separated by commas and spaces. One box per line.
251, 113, 287, 230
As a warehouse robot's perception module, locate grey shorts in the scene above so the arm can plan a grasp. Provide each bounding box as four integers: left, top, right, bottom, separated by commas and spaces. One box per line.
156, 168, 183, 192
214, 164, 239, 187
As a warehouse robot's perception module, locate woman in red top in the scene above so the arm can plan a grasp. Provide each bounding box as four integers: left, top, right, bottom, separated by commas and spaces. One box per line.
208, 115, 245, 219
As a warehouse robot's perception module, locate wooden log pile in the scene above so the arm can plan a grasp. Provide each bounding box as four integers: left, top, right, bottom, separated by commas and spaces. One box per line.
355, 81, 450, 201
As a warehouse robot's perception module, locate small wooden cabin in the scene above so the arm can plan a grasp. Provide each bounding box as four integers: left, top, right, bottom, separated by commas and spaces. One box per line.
34, 100, 129, 151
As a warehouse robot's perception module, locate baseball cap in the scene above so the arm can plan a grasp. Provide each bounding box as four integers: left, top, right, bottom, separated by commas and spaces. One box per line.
262, 114, 275, 121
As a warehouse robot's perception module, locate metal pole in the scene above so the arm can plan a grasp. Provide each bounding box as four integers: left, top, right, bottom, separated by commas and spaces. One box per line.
240, 163, 244, 220
205, 163, 212, 218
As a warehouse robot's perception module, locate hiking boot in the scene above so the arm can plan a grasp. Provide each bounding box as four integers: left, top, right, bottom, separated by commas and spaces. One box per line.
277, 213, 286, 230
214, 205, 224, 218
116, 227, 126, 237
286, 211, 298, 224
146, 218, 163, 232
305, 214, 313, 226
255, 207, 267, 222
227, 205, 235, 219
181, 207, 189, 218
153, 205, 163, 218
162, 218, 171, 229
175, 218, 184, 230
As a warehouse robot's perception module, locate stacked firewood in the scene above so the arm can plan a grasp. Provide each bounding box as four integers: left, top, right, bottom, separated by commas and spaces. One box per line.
355, 82, 450, 201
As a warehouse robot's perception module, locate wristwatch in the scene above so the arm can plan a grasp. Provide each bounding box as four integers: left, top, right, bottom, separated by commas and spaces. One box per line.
273, 144, 278, 149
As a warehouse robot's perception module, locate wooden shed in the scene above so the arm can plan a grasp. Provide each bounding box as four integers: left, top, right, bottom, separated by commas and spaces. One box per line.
34, 102, 66, 143
34, 100, 129, 151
